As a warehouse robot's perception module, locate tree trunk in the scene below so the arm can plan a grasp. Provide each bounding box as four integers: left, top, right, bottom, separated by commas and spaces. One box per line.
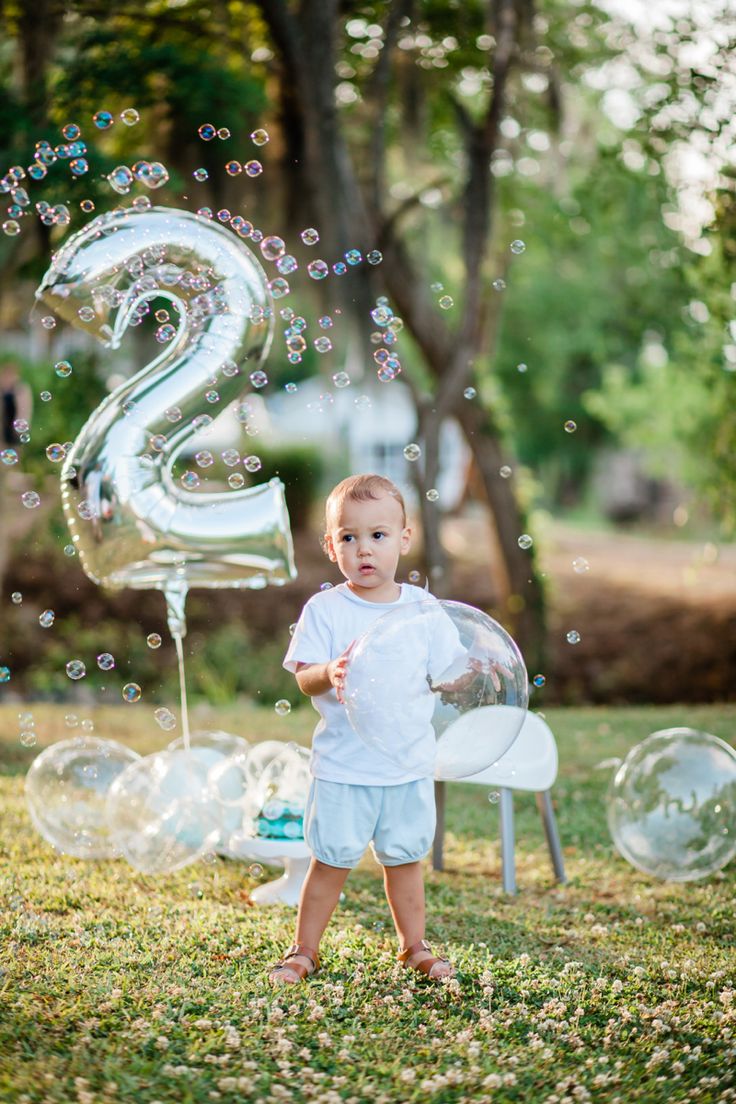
454, 398, 546, 666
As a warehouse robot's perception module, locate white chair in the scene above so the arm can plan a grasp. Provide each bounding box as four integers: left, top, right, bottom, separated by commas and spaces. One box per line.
227, 835, 312, 906
433, 712, 566, 894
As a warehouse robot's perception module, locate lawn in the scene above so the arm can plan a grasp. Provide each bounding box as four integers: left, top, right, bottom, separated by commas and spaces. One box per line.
1, 701, 735, 1104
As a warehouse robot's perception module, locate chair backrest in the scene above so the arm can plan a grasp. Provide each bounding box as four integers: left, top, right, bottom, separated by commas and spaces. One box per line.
457, 711, 558, 791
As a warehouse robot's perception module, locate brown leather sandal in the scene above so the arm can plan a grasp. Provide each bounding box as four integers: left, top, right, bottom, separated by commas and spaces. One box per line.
398, 939, 454, 980
269, 942, 320, 985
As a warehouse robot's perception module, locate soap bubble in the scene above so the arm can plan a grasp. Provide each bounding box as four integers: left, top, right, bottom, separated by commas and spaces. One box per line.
532, 674, 546, 687
607, 728, 736, 881
0, 667, 11, 682
11, 592, 22, 604
225, 160, 242, 176
108, 166, 133, 194
217, 127, 230, 140
367, 250, 383, 265
408, 570, 422, 583
307, 260, 329, 280
228, 473, 245, 489
105, 750, 222, 874
122, 683, 141, 703
249, 370, 268, 389
403, 443, 421, 462
146, 633, 162, 649
66, 660, 86, 680
464, 387, 477, 399
518, 534, 533, 550
300, 228, 319, 245
438, 296, 454, 310
426, 488, 440, 502
314, 337, 332, 353
564, 420, 577, 434
510, 240, 526, 254
198, 123, 216, 140
244, 455, 262, 473
500, 466, 512, 479
25, 736, 141, 858
40, 391, 52, 402
39, 610, 55, 628
344, 600, 528, 780
332, 372, 350, 388
566, 630, 581, 645
21, 491, 41, 509
572, 557, 590, 574
1, 449, 18, 465
20, 730, 37, 748
92, 110, 114, 129
46, 444, 65, 463
261, 235, 285, 261
3, 220, 21, 236
517, 363, 528, 373
274, 700, 291, 716
251, 129, 269, 146
97, 653, 115, 671
492, 278, 506, 291
154, 708, 177, 731
244, 160, 262, 177
193, 168, 209, 182
62, 123, 80, 140
120, 108, 140, 126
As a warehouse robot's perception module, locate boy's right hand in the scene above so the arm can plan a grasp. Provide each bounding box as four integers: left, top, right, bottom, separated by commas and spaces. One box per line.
327, 643, 354, 704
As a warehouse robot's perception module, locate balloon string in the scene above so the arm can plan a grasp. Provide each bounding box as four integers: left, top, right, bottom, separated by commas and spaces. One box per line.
165, 581, 190, 752
173, 632, 191, 752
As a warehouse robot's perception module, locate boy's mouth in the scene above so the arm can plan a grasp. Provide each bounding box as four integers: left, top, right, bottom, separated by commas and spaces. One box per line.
358, 565, 375, 574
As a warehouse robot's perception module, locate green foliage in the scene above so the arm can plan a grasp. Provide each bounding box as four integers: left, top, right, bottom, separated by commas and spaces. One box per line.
256, 443, 326, 530
182, 622, 298, 708
10, 350, 107, 478
582, 189, 736, 531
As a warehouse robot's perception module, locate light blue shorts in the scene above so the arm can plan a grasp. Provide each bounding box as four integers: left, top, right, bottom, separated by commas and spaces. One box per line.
304, 777, 436, 868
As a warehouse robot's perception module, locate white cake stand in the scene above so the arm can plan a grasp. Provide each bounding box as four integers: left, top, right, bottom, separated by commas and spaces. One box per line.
228, 835, 312, 906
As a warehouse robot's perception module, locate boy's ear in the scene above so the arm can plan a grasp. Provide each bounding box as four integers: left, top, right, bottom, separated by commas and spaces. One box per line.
400, 525, 412, 554
323, 533, 337, 562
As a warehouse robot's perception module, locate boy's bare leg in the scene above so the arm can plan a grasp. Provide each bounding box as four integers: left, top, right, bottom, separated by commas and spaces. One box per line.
270, 858, 350, 983
383, 861, 452, 978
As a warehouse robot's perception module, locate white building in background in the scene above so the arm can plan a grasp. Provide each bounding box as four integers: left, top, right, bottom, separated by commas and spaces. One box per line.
262, 376, 471, 510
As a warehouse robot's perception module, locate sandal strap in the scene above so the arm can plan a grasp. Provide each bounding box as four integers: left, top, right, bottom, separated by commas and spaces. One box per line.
398, 939, 432, 963
283, 942, 320, 971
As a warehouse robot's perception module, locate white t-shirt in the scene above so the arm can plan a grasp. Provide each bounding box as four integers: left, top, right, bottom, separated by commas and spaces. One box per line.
283, 582, 462, 785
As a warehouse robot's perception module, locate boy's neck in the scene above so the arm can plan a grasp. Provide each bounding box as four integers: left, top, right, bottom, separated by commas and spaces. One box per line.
345, 579, 402, 603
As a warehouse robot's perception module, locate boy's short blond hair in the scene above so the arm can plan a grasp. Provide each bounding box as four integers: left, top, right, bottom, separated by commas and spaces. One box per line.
324, 473, 407, 530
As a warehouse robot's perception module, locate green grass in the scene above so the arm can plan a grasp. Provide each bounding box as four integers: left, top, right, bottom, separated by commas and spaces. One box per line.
1, 702, 735, 1104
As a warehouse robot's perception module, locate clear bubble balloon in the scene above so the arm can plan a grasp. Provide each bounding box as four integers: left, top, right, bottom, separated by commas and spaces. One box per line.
249, 744, 310, 840
344, 600, 528, 780
105, 750, 222, 874
25, 736, 141, 858
607, 728, 736, 881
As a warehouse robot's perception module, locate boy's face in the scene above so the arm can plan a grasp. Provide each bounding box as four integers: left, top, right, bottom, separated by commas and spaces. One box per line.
324, 493, 412, 601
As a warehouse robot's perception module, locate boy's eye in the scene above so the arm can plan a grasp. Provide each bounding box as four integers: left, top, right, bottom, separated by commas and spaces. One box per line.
341, 534, 354, 542
373, 532, 386, 540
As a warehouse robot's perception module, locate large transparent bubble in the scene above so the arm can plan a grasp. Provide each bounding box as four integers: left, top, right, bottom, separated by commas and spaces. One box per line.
105, 749, 221, 874
25, 736, 141, 858
166, 730, 250, 851
344, 599, 528, 779
250, 745, 310, 840
607, 728, 736, 881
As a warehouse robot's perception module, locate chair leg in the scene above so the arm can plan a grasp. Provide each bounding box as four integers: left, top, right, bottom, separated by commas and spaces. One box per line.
499, 787, 516, 894
432, 780, 445, 871
536, 790, 566, 884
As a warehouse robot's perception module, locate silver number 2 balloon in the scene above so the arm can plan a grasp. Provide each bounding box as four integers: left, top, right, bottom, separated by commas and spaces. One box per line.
36, 206, 296, 606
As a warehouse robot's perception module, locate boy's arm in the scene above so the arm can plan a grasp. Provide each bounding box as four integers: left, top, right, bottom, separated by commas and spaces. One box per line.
295, 645, 352, 703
